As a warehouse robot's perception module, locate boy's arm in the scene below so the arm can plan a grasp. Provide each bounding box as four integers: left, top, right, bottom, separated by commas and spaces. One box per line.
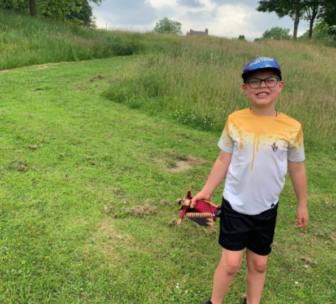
191, 150, 232, 206
288, 160, 309, 228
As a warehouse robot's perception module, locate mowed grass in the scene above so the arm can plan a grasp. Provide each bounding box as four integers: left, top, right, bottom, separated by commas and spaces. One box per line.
0, 58, 335, 304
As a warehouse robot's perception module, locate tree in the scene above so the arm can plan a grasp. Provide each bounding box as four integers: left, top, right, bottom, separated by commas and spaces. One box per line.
320, 0, 336, 26
300, 22, 336, 39
315, 21, 336, 38
1, 0, 28, 11
257, 0, 306, 40
1, 0, 100, 26
31, 0, 102, 21
257, 0, 334, 40
41, 0, 95, 26
303, 0, 325, 39
238, 35, 246, 40
69, 0, 95, 27
262, 27, 292, 39
29, 0, 37, 16
153, 18, 182, 35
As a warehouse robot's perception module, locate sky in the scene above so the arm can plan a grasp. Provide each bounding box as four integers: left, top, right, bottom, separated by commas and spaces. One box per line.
91, 0, 309, 40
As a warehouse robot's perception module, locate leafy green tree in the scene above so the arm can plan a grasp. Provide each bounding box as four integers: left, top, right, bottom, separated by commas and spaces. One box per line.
41, 0, 95, 26
299, 17, 336, 40
314, 21, 336, 39
257, 0, 334, 40
153, 18, 182, 35
238, 35, 246, 40
34, 0, 102, 21
1, 0, 28, 11
1, 0, 100, 26
320, 0, 336, 26
262, 27, 292, 39
68, 0, 95, 27
304, 0, 323, 39
257, 0, 306, 40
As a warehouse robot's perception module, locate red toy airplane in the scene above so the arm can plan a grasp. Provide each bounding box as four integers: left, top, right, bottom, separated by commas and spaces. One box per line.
176, 187, 221, 228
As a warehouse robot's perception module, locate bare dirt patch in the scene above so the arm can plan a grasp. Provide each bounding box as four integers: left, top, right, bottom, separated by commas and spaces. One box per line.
112, 188, 120, 194
89, 75, 107, 82
38, 65, 50, 69
17, 165, 28, 172
28, 145, 38, 150
129, 203, 157, 217
299, 257, 318, 266
160, 200, 172, 206
74, 84, 86, 91
166, 155, 206, 172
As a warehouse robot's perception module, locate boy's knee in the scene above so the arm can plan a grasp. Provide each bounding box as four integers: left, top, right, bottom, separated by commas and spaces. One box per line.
220, 259, 241, 276
248, 260, 267, 274
226, 263, 240, 276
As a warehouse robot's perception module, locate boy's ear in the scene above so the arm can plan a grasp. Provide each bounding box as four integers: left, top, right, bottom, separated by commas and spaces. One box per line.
241, 83, 247, 93
278, 80, 284, 92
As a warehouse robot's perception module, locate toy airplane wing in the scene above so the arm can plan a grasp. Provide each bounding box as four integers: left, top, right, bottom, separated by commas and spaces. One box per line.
185, 209, 214, 228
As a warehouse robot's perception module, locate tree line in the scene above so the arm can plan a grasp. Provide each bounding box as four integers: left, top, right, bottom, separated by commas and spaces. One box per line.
257, 0, 336, 40
1, 0, 104, 27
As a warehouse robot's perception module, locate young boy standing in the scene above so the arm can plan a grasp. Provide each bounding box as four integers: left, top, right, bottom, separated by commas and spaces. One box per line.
192, 57, 309, 304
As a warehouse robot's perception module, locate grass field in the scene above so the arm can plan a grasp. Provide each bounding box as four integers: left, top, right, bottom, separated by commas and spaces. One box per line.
104, 38, 336, 151
0, 57, 335, 303
0, 8, 179, 70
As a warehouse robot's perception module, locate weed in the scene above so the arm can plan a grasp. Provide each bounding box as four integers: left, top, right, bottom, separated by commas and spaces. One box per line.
166, 160, 177, 168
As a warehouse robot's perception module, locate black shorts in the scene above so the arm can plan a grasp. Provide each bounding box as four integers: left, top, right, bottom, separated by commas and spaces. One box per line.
219, 198, 278, 256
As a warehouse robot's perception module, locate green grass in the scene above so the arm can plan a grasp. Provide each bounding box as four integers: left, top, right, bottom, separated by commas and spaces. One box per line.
0, 8, 180, 70
0, 57, 335, 303
104, 38, 336, 151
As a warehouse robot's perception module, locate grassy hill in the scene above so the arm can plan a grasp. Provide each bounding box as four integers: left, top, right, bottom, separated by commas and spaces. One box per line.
0, 10, 335, 304
104, 37, 336, 150
0, 8, 179, 70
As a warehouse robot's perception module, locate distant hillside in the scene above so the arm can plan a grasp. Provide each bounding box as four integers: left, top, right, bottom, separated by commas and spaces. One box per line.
104, 35, 336, 149
0, 9, 178, 70
1, 8, 335, 71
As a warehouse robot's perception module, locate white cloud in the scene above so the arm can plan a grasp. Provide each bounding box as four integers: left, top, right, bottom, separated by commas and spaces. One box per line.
146, 0, 178, 8
92, 1, 309, 39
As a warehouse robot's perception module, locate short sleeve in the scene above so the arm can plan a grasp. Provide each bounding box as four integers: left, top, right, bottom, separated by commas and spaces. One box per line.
218, 117, 234, 153
288, 125, 305, 162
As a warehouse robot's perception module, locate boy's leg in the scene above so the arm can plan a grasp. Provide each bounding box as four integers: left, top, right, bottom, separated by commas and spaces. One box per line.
245, 249, 269, 304
210, 248, 244, 304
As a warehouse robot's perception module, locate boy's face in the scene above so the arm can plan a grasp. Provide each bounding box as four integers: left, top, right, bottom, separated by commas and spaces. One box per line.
241, 71, 284, 108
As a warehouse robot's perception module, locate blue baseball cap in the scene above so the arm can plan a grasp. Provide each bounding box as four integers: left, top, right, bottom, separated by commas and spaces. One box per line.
242, 57, 282, 83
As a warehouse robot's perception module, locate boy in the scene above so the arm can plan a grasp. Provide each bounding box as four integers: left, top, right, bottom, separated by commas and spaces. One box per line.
193, 57, 309, 304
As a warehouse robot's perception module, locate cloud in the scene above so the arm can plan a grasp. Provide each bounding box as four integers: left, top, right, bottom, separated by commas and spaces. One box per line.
93, 0, 158, 27
177, 0, 205, 8
92, 0, 309, 39
210, 0, 259, 6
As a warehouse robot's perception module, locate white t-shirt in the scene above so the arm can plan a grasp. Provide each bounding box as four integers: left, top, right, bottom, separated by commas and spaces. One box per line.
218, 108, 305, 215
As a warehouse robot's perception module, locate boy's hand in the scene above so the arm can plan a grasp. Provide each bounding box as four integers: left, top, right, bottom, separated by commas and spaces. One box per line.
191, 191, 211, 207
296, 206, 309, 228
177, 219, 182, 225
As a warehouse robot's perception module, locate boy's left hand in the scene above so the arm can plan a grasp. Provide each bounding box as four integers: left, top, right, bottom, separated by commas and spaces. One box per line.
296, 206, 309, 228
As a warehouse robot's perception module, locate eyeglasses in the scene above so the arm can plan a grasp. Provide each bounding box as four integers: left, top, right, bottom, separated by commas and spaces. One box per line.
246, 77, 280, 89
